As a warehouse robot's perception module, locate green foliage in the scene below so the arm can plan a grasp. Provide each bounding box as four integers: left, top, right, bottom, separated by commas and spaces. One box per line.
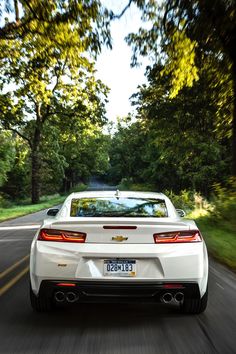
118, 178, 156, 192
0, 131, 15, 187
55, 114, 109, 192
127, 0, 235, 100
197, 217, 236, 271
107, 118, 149, 184
115, 0, 234, 196
108, 63, 230, 195
127, 0, 236, 175
67, 183, 87, 194
0, 0, 111, 49
0, 109, 109, 200
189, 180, 236, 270
0, 0, 111, 203
164, 190, 195, 211
161, 29, 199, 98
0, 193, 13, 208
1, 135, 30, 199
211, 178, 236, 226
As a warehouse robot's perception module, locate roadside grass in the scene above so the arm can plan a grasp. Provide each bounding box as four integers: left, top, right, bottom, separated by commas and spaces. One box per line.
188, 209, 236, 271
0, 184, 87, 222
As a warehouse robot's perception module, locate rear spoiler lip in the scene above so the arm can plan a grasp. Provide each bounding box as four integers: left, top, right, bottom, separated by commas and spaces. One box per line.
46, 218, 191, 229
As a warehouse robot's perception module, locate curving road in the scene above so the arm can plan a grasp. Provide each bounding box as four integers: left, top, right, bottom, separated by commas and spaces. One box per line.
0, 189, 236, 353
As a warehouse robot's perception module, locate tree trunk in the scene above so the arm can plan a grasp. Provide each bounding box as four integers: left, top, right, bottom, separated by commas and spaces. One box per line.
31, 125, 41, 204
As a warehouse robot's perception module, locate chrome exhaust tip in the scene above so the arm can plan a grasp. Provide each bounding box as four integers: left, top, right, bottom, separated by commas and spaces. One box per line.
161, 293, 173, 303
66, 292, 79, 303
54, 291, 65, 302
174, 292, 184, 303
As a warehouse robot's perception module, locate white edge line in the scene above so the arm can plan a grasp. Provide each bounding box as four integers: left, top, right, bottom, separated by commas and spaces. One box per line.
0, 225, 40, 230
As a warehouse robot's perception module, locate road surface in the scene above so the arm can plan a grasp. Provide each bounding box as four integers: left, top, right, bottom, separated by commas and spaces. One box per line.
0, 190, 236, 353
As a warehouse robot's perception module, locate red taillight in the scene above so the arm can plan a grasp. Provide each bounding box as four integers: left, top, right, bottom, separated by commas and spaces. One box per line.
153, 230, 202, 243
38, 229, 86, 243
56, 283, 76, 287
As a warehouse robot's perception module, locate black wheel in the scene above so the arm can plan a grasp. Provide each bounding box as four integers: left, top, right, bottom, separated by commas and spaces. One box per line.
181, 287, 208, 314
30, 284, 53, 312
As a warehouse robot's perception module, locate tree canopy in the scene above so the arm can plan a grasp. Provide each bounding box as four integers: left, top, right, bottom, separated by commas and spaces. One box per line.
0, 0, 111, 203
107, 61, 230, 194
126, 0, 236, 175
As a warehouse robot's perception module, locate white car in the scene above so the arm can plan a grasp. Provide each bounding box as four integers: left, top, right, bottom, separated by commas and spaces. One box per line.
30, 190, 208, 313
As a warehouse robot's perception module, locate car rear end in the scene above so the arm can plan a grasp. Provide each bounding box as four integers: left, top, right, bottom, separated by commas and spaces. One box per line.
30, 191, 208, 313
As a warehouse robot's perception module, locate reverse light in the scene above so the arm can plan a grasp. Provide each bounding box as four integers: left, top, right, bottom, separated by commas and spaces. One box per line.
38, 229, 86, 243
153, 230, 202, 243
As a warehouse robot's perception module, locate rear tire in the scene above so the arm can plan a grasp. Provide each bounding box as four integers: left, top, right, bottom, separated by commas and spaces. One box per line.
181, 287, 208, 314
30, 284, 53, 312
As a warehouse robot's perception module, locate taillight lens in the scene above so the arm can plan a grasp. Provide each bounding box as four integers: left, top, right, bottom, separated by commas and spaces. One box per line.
38, 229, 86, 243
153, 230, 202, 243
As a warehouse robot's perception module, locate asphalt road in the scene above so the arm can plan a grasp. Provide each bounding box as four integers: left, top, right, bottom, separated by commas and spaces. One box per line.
0, 198, 236, 353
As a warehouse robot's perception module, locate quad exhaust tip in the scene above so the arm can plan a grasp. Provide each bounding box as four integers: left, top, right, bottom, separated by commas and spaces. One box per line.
54, 291, 65, 302
66, 292, 79, 303
161, 293, 173, 303
174, 292, 184, 302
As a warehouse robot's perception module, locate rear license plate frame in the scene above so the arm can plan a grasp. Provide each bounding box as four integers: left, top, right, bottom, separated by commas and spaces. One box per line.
104, 259, 136, 277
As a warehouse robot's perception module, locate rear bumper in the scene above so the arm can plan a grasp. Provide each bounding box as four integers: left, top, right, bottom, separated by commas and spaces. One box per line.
30, 240, 208, 297
38, 280, 201, 303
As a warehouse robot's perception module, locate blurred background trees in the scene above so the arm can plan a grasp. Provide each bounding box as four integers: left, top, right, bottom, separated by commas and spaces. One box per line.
107, 0, 235, 195
126, 0, 235, 177
107, 62, 231, 195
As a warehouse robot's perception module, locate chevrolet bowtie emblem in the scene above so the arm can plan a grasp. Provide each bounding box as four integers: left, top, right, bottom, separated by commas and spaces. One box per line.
112, 236, 128, 242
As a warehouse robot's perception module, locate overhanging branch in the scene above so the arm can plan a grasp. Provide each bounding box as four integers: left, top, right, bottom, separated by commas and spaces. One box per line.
7, 127, 32, 148
111, 0, 133, 20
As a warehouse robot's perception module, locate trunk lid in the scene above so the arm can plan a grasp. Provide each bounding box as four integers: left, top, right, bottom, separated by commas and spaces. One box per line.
49, 218, 191, 244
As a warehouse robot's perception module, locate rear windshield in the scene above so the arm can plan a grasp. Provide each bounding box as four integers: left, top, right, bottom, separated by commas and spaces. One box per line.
70, 197, 168, 217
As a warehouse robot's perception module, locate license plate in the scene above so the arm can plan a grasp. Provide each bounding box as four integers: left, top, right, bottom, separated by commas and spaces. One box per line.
104, 259, 136, 277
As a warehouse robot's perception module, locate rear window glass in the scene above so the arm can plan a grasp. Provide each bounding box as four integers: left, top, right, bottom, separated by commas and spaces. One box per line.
70, 197, 168, 217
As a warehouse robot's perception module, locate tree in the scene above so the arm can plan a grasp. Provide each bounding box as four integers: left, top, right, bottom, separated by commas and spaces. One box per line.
107, 62, 230, 194
0, 134, 30, 200
55, 108, 110, 192
108, 118, 150, 185
0, 0, 111, 48
125, 0, 236, 176
132, 63, 230, 193
0, 0, 110, 203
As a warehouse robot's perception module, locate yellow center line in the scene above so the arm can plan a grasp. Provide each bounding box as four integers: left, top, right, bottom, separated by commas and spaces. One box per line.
0, 265, 29, 297
0, 254, 30, 279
